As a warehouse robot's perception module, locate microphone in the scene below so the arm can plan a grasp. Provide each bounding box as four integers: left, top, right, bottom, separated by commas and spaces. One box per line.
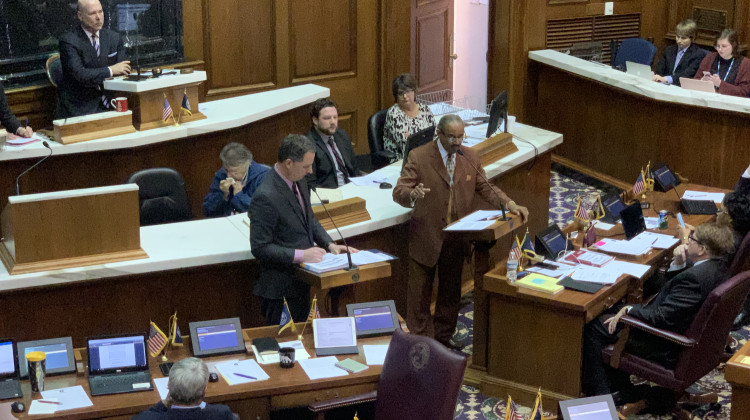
310, 186, 357, 271
456, 148, 507, 221
16, 141, 52, 195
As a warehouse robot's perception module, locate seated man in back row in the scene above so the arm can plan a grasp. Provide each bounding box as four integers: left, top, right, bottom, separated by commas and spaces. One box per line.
305, 98, 361, 188
133, 357, 234, 420
581, 222, 734, 414
202, 142, 269, 217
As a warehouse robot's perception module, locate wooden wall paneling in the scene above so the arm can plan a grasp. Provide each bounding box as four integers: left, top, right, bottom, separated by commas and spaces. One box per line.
380, 0, 412, 108
182, 0, 204, 63
411, 0, 453, 93
203, 0, 277, 100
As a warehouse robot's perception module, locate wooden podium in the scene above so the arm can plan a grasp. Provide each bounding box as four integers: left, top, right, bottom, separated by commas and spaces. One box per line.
104, 71, 208, 131
0, 185, 148, 275
298, 261, 392, 316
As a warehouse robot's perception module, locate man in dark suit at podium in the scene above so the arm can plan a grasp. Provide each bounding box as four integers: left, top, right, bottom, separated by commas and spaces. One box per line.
393, 114, 529, 350
305, 98, 361, 188
58, 0, 131, 118
652, 19, 707, 86
249, 134, 353, 324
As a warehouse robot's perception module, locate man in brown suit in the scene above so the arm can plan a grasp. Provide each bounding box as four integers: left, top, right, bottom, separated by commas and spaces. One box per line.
393, 114, 529, 349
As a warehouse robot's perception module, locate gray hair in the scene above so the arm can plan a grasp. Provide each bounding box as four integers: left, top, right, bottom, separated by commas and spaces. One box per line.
219, 142, 253, 168
167, 357, 209, 405
437, 114, 464, 132
278, 134, 315, 163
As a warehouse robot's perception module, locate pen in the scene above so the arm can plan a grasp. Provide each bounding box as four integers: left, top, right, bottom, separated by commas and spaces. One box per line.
234, 373, 256, 380
38, 400, 61, 405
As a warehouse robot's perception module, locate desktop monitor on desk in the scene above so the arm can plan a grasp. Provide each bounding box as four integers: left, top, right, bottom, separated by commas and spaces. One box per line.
486, 91, 508, 137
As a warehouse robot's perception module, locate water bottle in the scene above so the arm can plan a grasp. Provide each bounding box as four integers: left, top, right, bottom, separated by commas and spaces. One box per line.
506, 252, 518, 284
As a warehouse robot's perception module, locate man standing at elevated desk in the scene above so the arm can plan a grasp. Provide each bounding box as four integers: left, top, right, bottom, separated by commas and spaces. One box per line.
393, 114, 529, 350
249, 134, 355, 324
306, 98, 361, 188
58, 0, 131, 118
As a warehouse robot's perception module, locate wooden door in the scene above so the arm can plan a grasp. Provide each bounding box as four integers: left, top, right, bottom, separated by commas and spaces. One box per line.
411, 0, 455, 94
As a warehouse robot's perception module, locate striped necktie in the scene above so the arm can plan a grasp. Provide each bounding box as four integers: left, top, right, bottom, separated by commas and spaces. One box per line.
91, 34, 100, 57
446, 153, 455, 186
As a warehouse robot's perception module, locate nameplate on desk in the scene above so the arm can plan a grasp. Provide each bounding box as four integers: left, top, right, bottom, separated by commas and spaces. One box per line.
52, 111, 136, 145
470, 132, 518, 167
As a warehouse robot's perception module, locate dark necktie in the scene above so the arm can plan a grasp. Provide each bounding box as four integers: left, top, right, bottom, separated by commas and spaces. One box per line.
91, 34, 100, 57
328, 136, 350, 183
292, 182, 306, 216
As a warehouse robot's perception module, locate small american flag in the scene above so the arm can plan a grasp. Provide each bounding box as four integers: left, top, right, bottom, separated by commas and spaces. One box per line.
307, 296, 321, 322
503, 397, 525, 420
510, 236, 523, 261
147, 321, 167, 357
162, 97, 174, 122
575, 198, 589, 221
633, 172, 645, 195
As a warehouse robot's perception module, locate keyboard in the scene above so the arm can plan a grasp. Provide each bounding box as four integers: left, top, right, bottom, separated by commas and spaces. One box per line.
89, 371, 152, 396
0, 378, 22, 399
681, 199, 718, 215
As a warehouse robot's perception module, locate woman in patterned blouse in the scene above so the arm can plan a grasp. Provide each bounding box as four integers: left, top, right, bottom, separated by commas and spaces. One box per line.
383, 74, 436, 162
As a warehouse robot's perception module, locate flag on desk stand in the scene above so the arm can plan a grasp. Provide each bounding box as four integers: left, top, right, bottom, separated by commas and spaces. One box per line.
510, 235, 523, 262
147, 321, 168, 357
520, 228, 537, 260
162, 95, 174, 123
530, 388, 546, 420
633, 170, 645, 196
279, 297, 297, 335
169, 312, 183, 347
504, 396, 525, 420
181, 90, 192, 116
298, 295, 320, 339
575, 196, 590, 222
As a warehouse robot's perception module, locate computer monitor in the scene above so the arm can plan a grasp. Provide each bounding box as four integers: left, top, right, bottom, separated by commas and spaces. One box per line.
346, 300, 400, 337
485, 91, 508, 137
17, 337, 76, 378
189, 317, 246, 357
0, 339, 18, 379
87, 334, 149, 374
620, 201, 647, 240
559, 394, 618, 420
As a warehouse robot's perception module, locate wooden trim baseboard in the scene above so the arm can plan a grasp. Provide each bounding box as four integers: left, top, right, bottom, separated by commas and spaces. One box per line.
552, 154, 631, 191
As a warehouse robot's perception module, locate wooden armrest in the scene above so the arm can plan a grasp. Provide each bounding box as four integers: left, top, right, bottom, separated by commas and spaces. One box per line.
620, 315, 696, 347
308, 390, 378, 413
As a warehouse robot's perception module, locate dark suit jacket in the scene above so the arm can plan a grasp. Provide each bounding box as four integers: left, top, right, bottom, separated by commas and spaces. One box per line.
249, 168, 333, 299
305, 128, 359, 188
736, 175, 750, 196
132, 401, 234, 420
0, 83, 21, 134
626, 258, 730, 366
393, 142, 511, 267
653, 43, 706, 86
58, 26, 127, 118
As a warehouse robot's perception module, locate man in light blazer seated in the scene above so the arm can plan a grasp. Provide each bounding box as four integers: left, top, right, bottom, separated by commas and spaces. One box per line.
652, 19, 707, 86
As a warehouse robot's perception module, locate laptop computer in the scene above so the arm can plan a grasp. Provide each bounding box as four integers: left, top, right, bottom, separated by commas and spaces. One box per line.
0, 339, 22, 400
680, 77, 716, 93
87, 334, 153, 397
559, 394, 618, 420
625, 61, 652, 80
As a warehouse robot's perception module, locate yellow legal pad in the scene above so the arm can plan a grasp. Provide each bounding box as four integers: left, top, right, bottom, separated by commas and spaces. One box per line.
516, 273, 564, 294
740, 356, 750, 365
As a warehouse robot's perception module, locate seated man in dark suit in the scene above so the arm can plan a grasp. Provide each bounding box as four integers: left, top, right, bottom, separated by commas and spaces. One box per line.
249, 134, 354, 324
0, 83, 33, 138
652, 19, 706, 86
581, 222, 734, 410
305, 98, 361, 188
58, 0, 131, 118
202, 142, 269, 217
132, 357, 234, 420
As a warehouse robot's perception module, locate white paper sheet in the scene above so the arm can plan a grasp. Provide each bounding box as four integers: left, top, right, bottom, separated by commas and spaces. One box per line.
526, 260, 575, 278
594, 238, 651, 256
153, 377, 169, 400
349, 173, 392, 186
570, 265, 619, 284
28, 399, 59, 415
278, 340, 311, 361
592, 221, 615, 231
632, 231, 679, 249
363, 344, 389, 365
682, 190, 725, 204
299, 356, 349, 380
40, 385, 93, 411
215, 359, 270, 385
302, 250, 395, 273
644, 217, 660, 229
606, 260, 651, 278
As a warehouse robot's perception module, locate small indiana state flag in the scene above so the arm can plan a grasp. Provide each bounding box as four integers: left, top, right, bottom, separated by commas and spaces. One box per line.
181, 92, 192, 116
169, 312, 183, 347
530, 389, 546, 420
279, 298, 297, 335
147, 321, 168, 357
162, 97, 174, 122
520, 230, 537, 260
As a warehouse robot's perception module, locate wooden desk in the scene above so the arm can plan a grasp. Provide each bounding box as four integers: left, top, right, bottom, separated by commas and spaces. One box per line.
726, 339, 750, 420
9, 325, 388, 420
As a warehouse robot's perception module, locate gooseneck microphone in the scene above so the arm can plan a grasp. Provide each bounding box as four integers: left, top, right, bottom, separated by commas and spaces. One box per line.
310, 186, 357, 271
16, 141, 53, 195
456, 148, 507, 220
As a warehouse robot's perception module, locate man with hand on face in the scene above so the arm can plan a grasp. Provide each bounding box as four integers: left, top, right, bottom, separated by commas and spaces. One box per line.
392, 114, 529, 350
203, 143, 269, 217
58, 0, 131, 117
305, 98, 361, 189
249, 134, 357, 325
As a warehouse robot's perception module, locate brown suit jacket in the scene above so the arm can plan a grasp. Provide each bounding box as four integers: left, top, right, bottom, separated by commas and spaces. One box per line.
393, 142, 511, 267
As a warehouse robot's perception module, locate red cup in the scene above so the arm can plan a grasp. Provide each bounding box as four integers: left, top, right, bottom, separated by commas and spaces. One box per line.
110, 97, 128, 112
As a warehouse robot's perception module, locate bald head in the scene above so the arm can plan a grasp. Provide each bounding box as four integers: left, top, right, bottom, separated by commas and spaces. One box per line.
78, 0, 104, 33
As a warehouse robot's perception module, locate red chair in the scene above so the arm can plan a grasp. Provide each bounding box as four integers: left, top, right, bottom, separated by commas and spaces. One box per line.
602, 271, 750, 416
309, 328, 468, 420
730, 231, 750, 275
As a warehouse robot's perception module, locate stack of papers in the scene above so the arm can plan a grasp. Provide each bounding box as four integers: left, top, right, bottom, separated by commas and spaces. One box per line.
253, 340, 311, 364
526, 260, 575, 278
632, 231, 679, 249
562, 250, 614, 267
302, 249, 396, 273
445, 210, 506, 231
349, 173, 392, 186
215, 359, 270, 385
594, 238, 652, 256
299, 356, 349, 380
39, 385, 93, 411
682, 190, 725, 204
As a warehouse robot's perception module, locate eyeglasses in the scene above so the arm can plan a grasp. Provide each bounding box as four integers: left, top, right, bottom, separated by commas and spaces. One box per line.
397, 89, 414, 97
446, 135, 466, 143
688, 233, 702, 246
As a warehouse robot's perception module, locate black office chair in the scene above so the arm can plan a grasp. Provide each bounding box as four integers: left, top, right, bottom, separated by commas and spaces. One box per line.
127, 168, 193, 226
367, 109, 393, 170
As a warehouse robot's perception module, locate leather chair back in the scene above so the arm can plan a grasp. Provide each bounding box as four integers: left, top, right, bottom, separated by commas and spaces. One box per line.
375, 328, 467, 420
46, 54, 63, 88
367, 109, 390, 169
127, 168, 193, 226
730, 231, 750, 275
612, 38, 657, 68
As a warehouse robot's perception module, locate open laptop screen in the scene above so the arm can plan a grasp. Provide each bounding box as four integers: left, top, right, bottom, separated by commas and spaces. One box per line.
88, 335, 147, 374
0, 340, 15, 376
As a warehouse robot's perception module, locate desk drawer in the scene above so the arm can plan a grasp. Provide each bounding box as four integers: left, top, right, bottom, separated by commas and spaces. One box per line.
271, 383, 376, 409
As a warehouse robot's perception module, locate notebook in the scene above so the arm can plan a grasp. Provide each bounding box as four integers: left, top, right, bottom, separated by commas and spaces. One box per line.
0, 339, 22, 400
87, 334, 153, 396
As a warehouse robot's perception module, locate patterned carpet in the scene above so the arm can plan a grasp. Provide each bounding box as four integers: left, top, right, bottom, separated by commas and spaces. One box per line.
450, 167, 750, 420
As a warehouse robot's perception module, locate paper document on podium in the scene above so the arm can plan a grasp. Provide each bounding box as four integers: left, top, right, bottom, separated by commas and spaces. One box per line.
302, 250, 396, 273
445, 210, 505, 231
